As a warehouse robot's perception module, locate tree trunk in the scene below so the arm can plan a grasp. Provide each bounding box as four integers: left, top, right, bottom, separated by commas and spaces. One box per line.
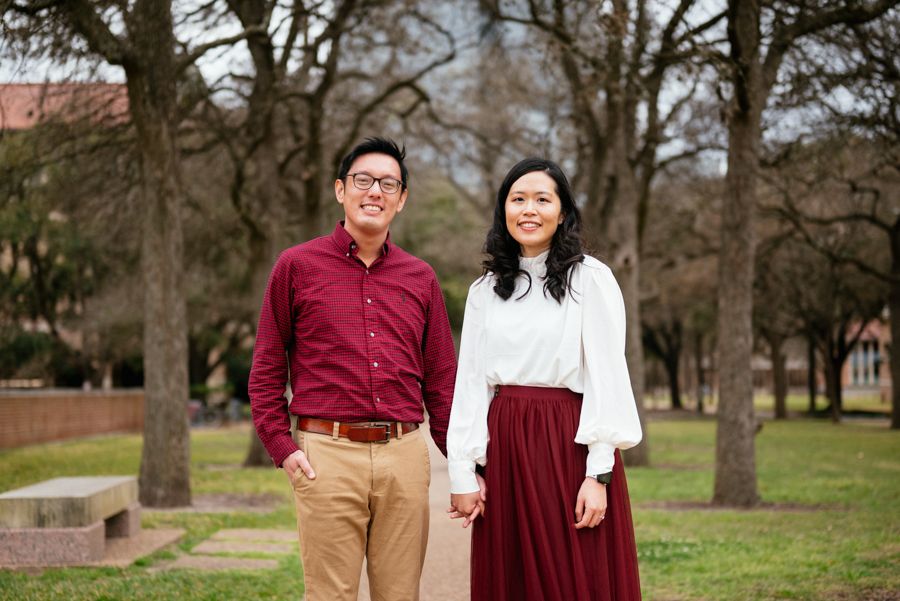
129, 0, 191, 507
695, 332, 705, 414
244, 428, 272, 467
886, 308, 900, 429
808, 332, 817, 413
890, 234, 900, 429
765, 331, 787, 419
608, 0, 648, 467
712, 0, 762, 508
666, 354, 682, 409
223, 7, 289, 466
823, 345, 843, 424
615, 221, 649, 467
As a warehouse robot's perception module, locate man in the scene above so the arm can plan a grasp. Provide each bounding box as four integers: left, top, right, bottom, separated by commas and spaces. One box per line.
249, 137, 456, 601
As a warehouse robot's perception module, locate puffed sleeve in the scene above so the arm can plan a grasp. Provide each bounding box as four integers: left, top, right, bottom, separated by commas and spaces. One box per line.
574, 260, 643, 476
446, 277, 494, 494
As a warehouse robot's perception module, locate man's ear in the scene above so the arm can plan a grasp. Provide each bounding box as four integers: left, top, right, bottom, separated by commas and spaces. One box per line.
335, 178, 346, 205
396, 188, 408, 213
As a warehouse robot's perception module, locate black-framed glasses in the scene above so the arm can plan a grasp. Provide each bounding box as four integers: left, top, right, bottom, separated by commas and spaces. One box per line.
347, 173, 404, 194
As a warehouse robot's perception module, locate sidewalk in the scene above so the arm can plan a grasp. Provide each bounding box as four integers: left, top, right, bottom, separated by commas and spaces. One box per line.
355, 431, 471, 601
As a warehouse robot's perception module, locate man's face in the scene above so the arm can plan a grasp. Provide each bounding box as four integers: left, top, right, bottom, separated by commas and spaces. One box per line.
335, 153, 407, 240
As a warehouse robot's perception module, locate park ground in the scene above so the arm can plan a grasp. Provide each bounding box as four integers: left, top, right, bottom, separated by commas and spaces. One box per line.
0, 396, 898, 601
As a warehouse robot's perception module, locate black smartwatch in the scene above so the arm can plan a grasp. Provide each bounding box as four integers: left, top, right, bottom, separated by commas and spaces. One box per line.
591, 472, 612, 485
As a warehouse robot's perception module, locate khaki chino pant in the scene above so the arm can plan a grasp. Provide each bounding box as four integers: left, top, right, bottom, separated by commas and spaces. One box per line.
292, 426, 431, 601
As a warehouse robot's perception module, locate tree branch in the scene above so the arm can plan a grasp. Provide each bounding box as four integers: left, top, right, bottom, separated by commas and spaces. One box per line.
176, 25, 268, 73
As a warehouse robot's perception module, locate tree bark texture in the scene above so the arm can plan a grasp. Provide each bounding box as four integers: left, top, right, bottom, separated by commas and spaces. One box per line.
127, 0, 192, 507
695, 332, 706, 413
765, 331, 787, 419
890, 227, 900, 429
890, 287, 900, 429
606, 0, 648, 466
713, 0, 762, 508
666, 354, 682, 410
233, 5, 287, 466
822, 342, 843, 423
808, 332, 817, 413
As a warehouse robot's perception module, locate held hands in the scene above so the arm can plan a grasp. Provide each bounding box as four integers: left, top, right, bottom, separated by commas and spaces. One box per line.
448, 472, 487, 528
282, 449, 315, 485
574, 477, 607, 529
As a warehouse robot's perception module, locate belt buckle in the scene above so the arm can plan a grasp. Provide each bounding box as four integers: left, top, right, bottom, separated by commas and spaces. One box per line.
370, 422, 393, 443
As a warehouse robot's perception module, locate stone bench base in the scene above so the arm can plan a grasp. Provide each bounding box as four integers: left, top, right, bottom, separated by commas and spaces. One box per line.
0, 521, 105, 564
106, 502, 141, 538
0, 501, 141, 565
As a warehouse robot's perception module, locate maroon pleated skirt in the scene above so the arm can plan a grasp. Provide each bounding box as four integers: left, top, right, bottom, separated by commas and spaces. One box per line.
471, 385, 641, 601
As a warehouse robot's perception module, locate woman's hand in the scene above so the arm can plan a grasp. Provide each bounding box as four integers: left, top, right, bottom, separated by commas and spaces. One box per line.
448, 472, 487, 528
574, 477, 607, 529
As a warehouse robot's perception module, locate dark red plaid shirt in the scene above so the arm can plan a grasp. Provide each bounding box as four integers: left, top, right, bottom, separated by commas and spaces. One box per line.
249, 222, 456, 467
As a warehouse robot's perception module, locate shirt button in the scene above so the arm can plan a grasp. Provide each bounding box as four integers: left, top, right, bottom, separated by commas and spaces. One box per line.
370, 332, 374, 337
367, 299, 371, 304
376, 397, 380, 403
373, 362, 378, 367
345, 253, 349, 257
366, 270, 369, 274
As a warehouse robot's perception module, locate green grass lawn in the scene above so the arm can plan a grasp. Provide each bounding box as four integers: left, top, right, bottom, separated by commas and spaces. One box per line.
629, 418, 900, 600
0, 426, 302, 601
645, 392, 891, 416
1, 418, 898, 600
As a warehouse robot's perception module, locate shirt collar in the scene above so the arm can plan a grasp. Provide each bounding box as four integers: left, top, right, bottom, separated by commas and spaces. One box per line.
331, 221, 393, 258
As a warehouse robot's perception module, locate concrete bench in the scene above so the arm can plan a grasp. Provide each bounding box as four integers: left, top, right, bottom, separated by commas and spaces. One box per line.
0, 476, 141, 565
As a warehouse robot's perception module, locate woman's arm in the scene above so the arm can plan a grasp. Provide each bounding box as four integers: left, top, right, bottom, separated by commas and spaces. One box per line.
574, 259, 643, 478
446, 278, 495, 495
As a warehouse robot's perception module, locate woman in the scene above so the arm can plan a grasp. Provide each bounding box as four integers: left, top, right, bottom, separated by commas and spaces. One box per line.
446, 158, 643, 601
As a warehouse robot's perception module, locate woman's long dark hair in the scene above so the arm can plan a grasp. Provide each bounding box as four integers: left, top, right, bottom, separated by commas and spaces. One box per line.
482, 158, 585, 303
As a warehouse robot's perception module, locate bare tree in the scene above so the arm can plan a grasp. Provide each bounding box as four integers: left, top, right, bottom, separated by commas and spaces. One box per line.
2, 0, 262, 506
761, 132, 894, 422
713, 0, 899, 507
774, 14, 900, 428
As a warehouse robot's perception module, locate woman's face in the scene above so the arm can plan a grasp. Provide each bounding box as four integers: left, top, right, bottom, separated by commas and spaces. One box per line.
504, 171, 564, 258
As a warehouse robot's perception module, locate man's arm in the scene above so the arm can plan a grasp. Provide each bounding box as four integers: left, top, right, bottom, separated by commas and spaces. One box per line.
419, 274, 457, 457
249, 252, 302, 468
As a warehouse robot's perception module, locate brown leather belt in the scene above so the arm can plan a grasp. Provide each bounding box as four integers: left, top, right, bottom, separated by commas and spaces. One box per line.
297, 417, 419, 443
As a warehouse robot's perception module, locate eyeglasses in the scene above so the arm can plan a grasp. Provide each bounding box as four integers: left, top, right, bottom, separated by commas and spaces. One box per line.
347, 173, 404, 194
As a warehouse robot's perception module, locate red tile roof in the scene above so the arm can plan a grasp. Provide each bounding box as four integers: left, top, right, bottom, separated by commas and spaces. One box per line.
0, 83, 128, 131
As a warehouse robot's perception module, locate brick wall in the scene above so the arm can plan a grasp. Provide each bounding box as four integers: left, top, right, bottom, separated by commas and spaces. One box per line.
0, 389, 144, 450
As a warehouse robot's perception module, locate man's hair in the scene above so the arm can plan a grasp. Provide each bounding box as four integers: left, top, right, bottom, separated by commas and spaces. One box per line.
337, 137, 408, 190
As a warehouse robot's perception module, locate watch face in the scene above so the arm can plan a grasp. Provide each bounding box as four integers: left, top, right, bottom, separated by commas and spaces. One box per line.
596, 473, 612, 485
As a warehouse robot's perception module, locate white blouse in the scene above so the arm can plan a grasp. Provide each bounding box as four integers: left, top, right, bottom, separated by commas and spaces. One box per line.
446, 250, 643, 494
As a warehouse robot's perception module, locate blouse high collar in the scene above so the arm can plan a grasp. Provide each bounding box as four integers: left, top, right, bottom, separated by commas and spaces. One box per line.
519, 249, 550, 274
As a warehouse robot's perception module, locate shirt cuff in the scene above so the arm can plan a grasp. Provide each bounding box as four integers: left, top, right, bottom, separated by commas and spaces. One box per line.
585, 441, 616, 477
268, 435, 301, 468
448, 459, 481, 494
